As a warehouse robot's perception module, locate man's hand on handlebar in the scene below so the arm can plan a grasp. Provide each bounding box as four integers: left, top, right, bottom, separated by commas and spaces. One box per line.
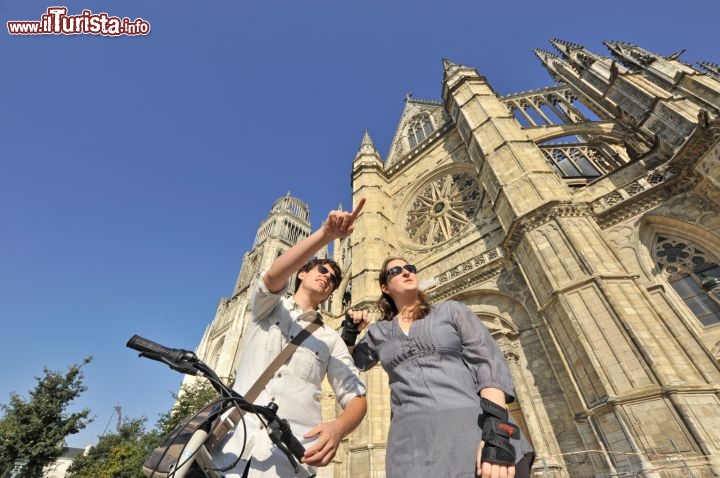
301, 420, 344, 467
301, 395, 366, 467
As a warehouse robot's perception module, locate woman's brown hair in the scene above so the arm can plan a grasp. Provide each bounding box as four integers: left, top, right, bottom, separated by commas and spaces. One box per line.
377, 257, 431, 321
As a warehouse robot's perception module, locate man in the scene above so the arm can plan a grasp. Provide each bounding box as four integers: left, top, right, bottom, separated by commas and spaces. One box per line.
217, 199, 368, 477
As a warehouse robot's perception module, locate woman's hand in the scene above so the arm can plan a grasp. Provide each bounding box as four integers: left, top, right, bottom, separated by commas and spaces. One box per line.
341, 309, 371, 347
346, 308, 370, 332
477, 441, 516, 478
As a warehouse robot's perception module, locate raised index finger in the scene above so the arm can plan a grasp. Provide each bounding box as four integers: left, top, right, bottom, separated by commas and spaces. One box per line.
349, 198, 366, 220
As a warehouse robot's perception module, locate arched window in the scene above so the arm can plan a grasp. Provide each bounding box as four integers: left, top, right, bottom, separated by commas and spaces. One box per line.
407, 113, 434, 149
654, 235, 720, 327
210, 338, 225, 370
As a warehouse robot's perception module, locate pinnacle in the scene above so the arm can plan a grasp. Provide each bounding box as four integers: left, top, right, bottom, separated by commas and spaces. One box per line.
533, 49, 565, 83
442, 58, 459, 71
533, 48, 560, 63
551, 38, 584, 48
698, 61, 720, 78
550, 38, 585, 57
533, 48, 563, 68
603, 41, 637, 55
355, 129, 378, 158
604, 40, 636, 48
361, 130, 375, 148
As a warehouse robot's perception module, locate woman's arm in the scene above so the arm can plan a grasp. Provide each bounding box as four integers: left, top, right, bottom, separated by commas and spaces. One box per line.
477, 388, 518, 478
452, 301, 516, 400
480, 387, 507, 407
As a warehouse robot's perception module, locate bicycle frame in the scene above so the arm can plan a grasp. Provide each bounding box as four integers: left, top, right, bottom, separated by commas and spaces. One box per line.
127, 334, 305, 478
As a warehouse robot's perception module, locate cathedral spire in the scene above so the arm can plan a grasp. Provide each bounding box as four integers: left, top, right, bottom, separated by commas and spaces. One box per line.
603, 40, 661, 69
358, 130, 377, 155
549, 38, 616, 74
442, 57, 458, 72
549, 38, 586, 59
442, 57, 464, 81
353, 129, 382, 165
698, 61, 720, 80
533, 48, 562, 64
533, 48, 565, 83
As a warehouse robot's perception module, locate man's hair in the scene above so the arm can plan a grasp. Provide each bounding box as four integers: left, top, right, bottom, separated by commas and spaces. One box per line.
294, 258, 342, 293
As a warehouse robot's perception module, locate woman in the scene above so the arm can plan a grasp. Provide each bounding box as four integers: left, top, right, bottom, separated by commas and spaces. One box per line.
345, 258, 534, 478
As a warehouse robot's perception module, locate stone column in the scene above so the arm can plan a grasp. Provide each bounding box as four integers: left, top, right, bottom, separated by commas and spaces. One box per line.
500, 339, 567, 477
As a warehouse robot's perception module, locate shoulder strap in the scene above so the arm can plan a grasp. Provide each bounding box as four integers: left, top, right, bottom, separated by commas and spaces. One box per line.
243, 314, 323, 402
208, 315, 324, 449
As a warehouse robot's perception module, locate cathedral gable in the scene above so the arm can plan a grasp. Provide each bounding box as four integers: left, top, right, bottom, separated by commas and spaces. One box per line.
385, 98, 452, 168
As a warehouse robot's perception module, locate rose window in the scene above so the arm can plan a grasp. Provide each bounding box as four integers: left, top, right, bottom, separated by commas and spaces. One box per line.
403, 171, 481, 247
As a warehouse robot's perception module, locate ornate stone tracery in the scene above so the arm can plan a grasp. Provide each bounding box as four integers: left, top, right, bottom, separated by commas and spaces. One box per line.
402, 168, 483, 247
652, 234, 720, 326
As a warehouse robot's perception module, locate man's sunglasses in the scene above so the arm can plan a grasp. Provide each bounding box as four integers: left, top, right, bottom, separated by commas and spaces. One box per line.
385, 264, 417, 281
317, 264, 339, 288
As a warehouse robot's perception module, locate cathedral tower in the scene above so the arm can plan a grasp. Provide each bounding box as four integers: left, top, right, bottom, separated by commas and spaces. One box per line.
193, 194, 314, 384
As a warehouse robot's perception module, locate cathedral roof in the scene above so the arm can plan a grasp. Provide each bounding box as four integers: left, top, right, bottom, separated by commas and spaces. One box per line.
384, 95, 450, 167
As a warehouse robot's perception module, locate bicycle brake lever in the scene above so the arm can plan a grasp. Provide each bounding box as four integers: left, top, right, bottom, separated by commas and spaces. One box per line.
266, 418, 301, 473
142, 353, 201, 376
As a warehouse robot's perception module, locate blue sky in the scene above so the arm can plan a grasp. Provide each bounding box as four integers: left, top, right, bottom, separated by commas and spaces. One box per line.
1, 0, 718, 449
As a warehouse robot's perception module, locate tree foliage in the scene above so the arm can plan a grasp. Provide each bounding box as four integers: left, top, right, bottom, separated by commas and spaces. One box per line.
66, 417, 159, 478
0, 357, 93, 478
157, 380, 218, 435
66, 379, 217, 477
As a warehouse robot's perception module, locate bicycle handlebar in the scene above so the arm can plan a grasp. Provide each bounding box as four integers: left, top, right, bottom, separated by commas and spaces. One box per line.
127, 334, 197, 364
274, 417, 306, 462
127, 334, 306, 471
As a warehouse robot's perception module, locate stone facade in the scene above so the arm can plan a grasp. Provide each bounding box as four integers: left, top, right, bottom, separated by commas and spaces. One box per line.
194, 41, 720, 477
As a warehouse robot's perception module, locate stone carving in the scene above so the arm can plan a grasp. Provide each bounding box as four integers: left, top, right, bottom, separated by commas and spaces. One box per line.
605, 225, 636, 247
654, 235, 719, 281
403, 169, 482, 247
498, 268, 528, 294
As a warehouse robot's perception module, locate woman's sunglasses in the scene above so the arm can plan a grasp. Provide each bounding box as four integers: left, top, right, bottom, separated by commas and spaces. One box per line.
385, 264, 417, 281
317, 264, 339, 288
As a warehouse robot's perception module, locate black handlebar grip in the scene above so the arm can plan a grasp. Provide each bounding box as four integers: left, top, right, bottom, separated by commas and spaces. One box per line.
280, 420, 306, 461
126, 334, 186, 363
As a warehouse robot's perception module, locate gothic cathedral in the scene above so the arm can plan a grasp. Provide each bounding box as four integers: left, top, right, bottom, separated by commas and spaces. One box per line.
192, 40, 720, 477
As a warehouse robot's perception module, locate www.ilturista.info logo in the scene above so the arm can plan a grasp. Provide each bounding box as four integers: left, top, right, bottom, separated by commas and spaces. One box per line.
7, 7, 151, 36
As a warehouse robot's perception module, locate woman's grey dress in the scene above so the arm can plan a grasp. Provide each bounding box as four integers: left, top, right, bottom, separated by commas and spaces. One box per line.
353, 301, 533, 477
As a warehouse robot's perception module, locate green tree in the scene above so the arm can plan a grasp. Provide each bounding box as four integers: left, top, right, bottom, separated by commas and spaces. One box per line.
66, 417, 159, 478
0, 357, 93, 478
67, 379, 217, 477
157, 380, 218, 435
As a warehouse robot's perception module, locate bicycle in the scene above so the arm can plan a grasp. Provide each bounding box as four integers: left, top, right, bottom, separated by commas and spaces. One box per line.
126, 335, 306, 478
